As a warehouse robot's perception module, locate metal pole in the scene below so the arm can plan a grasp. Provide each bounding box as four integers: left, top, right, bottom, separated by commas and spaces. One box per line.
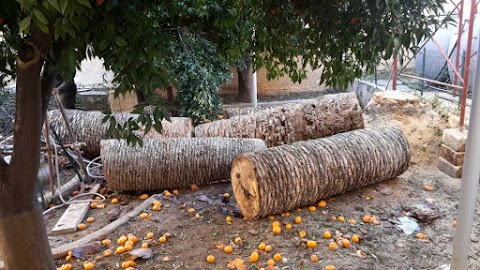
421, 48, 426, 96
251, 70, 257, 108
398, 73, 463, 89
392, 57, 397, 91
453, 0, 465, 97
459, 0, 475, 131
450, 16, 480, 269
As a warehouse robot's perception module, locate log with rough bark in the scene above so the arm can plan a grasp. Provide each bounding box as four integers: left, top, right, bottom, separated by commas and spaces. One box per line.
47, 110, 194, 157
231, 126, 411, 219
196, 92, 364, 147
101, 138, 267, 191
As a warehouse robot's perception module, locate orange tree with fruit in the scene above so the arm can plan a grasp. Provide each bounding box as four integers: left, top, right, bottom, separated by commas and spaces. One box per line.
0, 0, 447, 268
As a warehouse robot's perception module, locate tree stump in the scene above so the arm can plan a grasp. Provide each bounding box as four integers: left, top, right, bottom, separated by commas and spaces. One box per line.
196, 92, 364, 147
101, 138, 267, 191
47, 110, 194, 157
231, 126, 411, 219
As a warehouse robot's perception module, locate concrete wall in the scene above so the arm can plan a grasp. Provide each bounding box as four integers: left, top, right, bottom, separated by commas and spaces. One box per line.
347, 79, 386, 108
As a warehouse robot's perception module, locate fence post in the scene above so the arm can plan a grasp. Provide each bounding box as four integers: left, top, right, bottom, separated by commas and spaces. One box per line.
421, 48, 426, 96
392, 57, 397, 91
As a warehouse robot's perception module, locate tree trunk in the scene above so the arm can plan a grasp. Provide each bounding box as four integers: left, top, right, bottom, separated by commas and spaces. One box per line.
0, 42, 55, 268
196, 92, 364, 147
101, 138, 267, 191
48, 110, 194, 157
237, 61, 252, 103
231, 126, 411, 219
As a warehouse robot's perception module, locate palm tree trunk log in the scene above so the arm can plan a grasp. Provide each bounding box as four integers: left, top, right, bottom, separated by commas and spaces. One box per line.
48, 110, 194, 157
231, 126, 411, 219
101, 138, 267, 191
196, 92, 364, 147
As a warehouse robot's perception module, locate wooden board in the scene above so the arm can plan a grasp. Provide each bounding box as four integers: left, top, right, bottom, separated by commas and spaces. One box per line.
51, 184, 100, 235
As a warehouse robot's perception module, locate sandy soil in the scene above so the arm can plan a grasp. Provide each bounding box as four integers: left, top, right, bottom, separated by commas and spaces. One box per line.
39, 95, 479, 270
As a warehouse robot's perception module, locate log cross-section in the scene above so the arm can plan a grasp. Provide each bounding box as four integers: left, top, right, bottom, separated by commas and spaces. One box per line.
231, 126, 411, 219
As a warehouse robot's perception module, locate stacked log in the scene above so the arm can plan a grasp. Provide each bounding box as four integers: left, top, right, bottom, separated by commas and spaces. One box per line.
196, 92, 364, 147
101, 138, 268, 191
231, 126, 411, 219
47, 110, 194, 157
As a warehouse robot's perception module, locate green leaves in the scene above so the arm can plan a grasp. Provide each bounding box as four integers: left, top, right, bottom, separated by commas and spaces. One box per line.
19, 16, 31, 33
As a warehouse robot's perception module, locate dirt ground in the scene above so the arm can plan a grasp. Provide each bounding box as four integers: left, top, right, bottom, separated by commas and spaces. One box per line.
41, 93, 479, 270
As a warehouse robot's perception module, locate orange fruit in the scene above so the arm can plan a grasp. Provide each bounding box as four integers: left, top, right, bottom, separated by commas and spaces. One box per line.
285, 224, 293, 230
317, 200, 327, 208
139, 194, 149, 200
164, 191, 172, 197
452, 220, 457, 228
294, 216, 302, 224
139, 213, 149, 219
329, 242, 339, 251
65, 255, 72, 261
159, 236, 167, 243
117, 235, 127, 245
103, 249, 113, 257
308, 206, 316, 212
173, 190, 179, 195
249, 251, 260, 263
268, 215, 275, 220
307, 240, 317, 248
116, 246, 125, 254
264, 245, 273, 252
101, 239, 111, 246
325, 265, 336, 270
206, 255, 215, 263
130, 235, 140, 243
226, 216, 233, 222
77, 223, 87, 230
121, 261, 131, 269
234, 237, 242, 244
283, 211, 291, 216
299, 230, 307, 238
348, 218, 357, 225
258, 242, 266, 250
311, 254, 319, 262
424, 185, 434, 191
90, 202, 98, 209
323, 231, 332, 239
61, 264, 73, 270
187, 208, 196, 214
362, 215, 372, 223
337, 216, 345, 222
127, 260, 136, 267
125, 240, 134, 247
147, 232, 154, 239
224, 245, 233, 254
273, 253, 282, 261
142, 243, 149, 248
83, 261, 94, 270
272, 221, 280, 227
267, 259, 275, 266
341, 239, 350, 248
153, 200, 162, 206
152, 204, 161, 211
351, 234, 360, 243
272, 226, 282, 234
191, 184, 199, 191
86, 217, 94, 223
415, 233, 428, 240
296, 208, 302, 212
111, 198, 119, 204
124, 244, 133, 251
67, 251, 73, 257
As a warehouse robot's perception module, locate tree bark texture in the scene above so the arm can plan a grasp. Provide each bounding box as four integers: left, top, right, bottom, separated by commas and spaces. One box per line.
196, 92, 364, 147
0, 40, 55, 269
231, 126, 411, 219
48, 110, 194, 157
101, 138, 267, 191
237, 62, 252, 103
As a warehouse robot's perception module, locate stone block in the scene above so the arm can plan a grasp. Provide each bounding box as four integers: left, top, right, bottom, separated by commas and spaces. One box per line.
77, 90, 109, 111
439, 144, 465, 166
108, 90, 138, 113
438, 156, 463, 178
442, 128, 468, 152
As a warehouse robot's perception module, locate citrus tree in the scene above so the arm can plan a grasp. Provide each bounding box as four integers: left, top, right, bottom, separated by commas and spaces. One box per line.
0, 0, 447, 268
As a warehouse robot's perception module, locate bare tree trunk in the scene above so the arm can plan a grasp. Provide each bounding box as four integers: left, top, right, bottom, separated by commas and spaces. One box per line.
231, 126, 411, 219
196, 92, 364, 147
237, 61, 252, 103
0, 41, 55, 269
101, 138, 267, 191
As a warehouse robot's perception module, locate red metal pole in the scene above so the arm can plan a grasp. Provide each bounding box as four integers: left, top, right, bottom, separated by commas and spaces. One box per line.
392, 57, 397, 91
453, 0, 465, 97
459, 0, 476, 130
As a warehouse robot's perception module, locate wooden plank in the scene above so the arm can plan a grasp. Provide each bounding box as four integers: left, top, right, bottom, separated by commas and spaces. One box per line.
51, 184, 100, 235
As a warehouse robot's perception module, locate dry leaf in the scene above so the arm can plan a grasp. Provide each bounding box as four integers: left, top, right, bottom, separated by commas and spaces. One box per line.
215, 242, 225, 250
122, 248, 153, 261
415, 233, 428, 240
356, 250, 367, 259
227, 258, 245, 269
161, 256, 176, 262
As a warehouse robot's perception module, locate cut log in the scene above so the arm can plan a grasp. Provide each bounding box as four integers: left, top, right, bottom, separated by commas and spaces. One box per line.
196, 92, 364, 147
231, 126, 411, 219
48, 110, 194, 157
101, 138, 267, 191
